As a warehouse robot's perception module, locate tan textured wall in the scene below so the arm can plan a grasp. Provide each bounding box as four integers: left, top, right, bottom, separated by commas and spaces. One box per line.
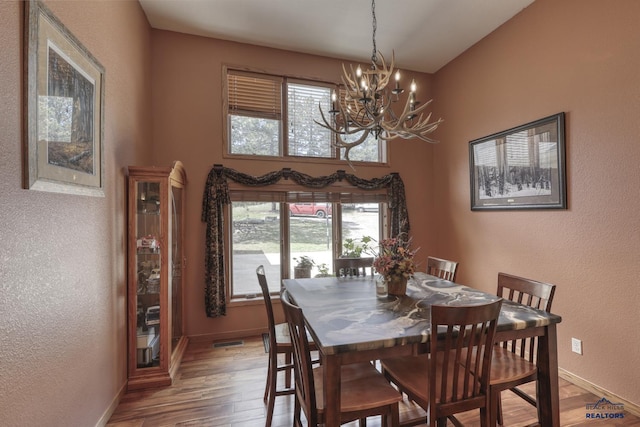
0, 1, 152, 425
3, 0, 636, 421
148, 31, 437, 339
432, 0, 640, 406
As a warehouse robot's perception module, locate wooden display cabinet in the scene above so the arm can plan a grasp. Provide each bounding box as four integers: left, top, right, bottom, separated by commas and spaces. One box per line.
126, 161, 188, 390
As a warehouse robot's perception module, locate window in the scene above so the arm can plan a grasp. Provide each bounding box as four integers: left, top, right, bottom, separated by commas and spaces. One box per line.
231, 201, 282, 297
225, 68, 385, 163
229, 195, 387, 299
227, 71, 282, 156
287, 82, 333, 157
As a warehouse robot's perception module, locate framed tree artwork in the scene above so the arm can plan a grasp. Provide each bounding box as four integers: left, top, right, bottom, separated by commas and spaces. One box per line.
469, 113, 566, 210
23, 0, 105, 196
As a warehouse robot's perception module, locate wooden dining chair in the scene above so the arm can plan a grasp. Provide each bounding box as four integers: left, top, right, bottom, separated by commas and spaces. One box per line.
426, 256, 459, 282
488, 272, 556, 426
256, 265, 317, 427
281, 290, 402, 427
381, 299, 502, 427
334, 256, 374, 277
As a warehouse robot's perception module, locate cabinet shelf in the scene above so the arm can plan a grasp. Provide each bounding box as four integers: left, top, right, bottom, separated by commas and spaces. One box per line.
136, 249, 161, 255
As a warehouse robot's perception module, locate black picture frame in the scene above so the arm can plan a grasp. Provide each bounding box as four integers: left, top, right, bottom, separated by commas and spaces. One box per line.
23, 0, 105, 196
469, 113, 566, 210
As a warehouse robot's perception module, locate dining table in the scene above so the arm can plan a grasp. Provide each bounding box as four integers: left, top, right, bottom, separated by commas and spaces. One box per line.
282, 272, 562, 427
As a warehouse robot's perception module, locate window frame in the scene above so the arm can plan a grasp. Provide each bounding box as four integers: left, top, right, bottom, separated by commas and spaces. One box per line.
223, 66, 387, 165
226, 188, 388, 302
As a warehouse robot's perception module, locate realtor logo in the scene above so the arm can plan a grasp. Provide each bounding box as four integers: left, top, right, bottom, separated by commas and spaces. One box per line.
586, 397, 625, 420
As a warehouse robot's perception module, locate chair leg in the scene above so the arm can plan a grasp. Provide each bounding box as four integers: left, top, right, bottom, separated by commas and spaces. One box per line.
388, 404, 400, 427
265, 391, 275, 427
479, 406, 490, 427
264, 353, 277, 427
293, 397, 302, 427
491, 389, 500, 427
263, 354, 273, 403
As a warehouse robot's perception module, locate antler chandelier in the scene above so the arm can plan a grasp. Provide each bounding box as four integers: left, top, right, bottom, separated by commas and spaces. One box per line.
317, 0, 443, 162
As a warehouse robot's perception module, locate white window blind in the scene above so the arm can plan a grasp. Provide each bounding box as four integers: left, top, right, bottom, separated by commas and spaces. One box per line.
227, 70, 282, 120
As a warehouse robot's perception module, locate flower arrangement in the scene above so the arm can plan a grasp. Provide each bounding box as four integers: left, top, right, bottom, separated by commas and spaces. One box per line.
370, 233, 418, 280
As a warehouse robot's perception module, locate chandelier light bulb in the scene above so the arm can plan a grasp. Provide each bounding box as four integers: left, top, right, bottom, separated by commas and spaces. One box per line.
330, 90, 337, 112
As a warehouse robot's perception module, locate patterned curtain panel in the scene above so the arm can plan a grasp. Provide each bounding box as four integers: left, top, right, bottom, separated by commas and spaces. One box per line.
201, 166, 409, 317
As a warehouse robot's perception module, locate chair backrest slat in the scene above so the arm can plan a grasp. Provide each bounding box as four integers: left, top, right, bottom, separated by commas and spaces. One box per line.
426, 256, 459, 282
430, 300, 502, 411
334, 257, 374, 277
497, 272, 556, 364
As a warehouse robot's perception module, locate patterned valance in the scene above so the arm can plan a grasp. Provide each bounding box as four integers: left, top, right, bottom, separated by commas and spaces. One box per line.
201, 165, 410, 317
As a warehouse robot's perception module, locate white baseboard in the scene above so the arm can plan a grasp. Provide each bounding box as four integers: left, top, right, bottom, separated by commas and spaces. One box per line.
559, 368, 640, 417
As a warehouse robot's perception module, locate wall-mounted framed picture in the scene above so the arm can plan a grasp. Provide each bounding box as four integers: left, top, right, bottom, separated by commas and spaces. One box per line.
469, 112, 566, 210
23, 0, 105, 196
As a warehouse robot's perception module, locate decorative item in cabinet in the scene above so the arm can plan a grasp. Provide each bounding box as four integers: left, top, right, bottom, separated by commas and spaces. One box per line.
126, 161, 188, 390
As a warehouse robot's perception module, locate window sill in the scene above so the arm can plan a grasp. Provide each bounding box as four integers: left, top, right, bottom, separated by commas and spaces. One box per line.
228, 295, 269, 308
222, 151, 390, 168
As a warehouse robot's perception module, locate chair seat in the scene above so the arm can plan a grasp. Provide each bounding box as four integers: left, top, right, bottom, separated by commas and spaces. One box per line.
381, 352, 482, 408
489, 347, 538, 386
313, 362, 403, 414
274, 322, 317, 351
274, 322, 293, 348
381, 355, 429, 408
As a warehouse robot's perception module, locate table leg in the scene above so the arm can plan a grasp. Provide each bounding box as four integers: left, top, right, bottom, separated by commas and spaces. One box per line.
323, 353, 341, 427
537, 324, 560, 427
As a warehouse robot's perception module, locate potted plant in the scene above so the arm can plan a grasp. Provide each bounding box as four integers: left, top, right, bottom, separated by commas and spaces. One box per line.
315, 263, 332, 278
293, 255, 315, 279
341, 235, 373, 258
339, 235, 374, 277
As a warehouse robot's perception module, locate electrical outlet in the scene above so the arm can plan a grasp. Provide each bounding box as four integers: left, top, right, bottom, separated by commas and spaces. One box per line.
571, 338, 583, 355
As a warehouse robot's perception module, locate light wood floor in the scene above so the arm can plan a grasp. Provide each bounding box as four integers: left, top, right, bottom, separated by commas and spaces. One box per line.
107, 336, 639, 426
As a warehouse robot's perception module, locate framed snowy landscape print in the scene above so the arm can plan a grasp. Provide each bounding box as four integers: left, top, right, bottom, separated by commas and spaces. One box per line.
469, 113, 566, 210
24, 0, 105, 196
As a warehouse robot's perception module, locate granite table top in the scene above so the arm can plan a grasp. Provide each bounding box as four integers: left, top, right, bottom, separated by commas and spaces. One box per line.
282, 272, 562, 355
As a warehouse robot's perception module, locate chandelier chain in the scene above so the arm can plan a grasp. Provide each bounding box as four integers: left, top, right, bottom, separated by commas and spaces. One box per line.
371, 0, 377, 64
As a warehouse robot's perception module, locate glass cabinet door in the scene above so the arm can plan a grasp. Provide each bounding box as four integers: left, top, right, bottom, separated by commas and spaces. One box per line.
127, 161, 187, 390
170, 184, 183, 355
133, 180, 163, 369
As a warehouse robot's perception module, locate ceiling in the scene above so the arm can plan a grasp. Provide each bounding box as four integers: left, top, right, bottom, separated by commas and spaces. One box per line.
139, 0, 534, 74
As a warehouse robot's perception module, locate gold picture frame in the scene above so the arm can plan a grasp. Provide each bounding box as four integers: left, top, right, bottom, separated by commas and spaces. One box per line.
24, 0, 105, 196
